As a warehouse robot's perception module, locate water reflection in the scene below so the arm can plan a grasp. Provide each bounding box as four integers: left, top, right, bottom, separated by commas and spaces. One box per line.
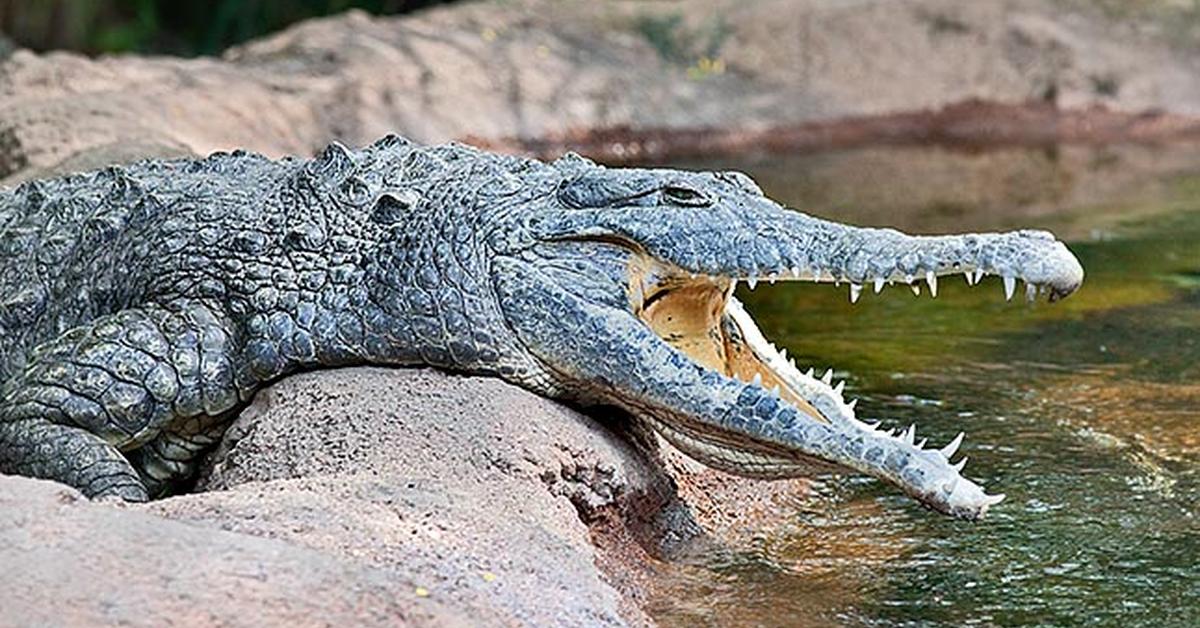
646, 143, 1200, 626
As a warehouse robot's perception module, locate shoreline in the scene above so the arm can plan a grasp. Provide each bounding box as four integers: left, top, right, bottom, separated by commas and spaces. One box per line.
471, 100, 1200, 164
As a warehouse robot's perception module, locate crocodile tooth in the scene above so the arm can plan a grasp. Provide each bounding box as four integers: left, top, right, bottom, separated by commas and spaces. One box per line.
821, 369, 833, 385
902, 424, 916, 445
926, 271, 938, 297
748, 275, 758, 290
779, 347, 788, 360
873, 277, 885, 293
953, 457, 968, 472
910, 282, 921, 296
847, 399, 858, 411
940, 432, 965, 458
788, 357, 797, 369
974, 268, 986, 284
752, 373, 762, 386
805, 367, 814, 377
1025, 282, 1038, 302
982, 493, 1006, 506
1003, 275, 1016, 301
917, 438, 927, 449
768, 272, 778, 284
964, 272, 974, 286
849, 283, 862, 303
833, 380, 845, 396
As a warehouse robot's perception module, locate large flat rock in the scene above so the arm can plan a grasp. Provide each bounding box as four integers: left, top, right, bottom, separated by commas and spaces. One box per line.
0, 474, 473, 627
1, 367, 683, 627
162, 367, 674, 626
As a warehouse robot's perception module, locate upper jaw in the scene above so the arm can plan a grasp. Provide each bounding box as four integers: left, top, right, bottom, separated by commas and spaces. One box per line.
706, 224, 1084, 306
542, 204, 1084, 303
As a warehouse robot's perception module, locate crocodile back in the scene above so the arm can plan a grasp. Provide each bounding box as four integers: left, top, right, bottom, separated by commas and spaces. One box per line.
0, 152, 286, 381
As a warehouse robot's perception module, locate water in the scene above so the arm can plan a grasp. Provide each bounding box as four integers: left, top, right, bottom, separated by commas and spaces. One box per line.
646, 144, 1200, 626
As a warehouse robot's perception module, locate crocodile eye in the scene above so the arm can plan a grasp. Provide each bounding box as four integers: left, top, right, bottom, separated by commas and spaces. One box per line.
661, 186, 711, 207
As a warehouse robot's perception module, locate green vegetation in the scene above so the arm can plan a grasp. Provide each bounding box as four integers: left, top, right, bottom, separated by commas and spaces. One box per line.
632, 10, 730, 79
0, 0, 455, 56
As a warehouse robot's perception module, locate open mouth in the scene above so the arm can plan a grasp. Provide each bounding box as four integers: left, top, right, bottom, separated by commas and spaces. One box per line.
627, 254, 1006, 517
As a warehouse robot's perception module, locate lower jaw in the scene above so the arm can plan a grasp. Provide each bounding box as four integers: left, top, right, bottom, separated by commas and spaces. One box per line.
642, 414, 842, 480
628, 262, 1008, 519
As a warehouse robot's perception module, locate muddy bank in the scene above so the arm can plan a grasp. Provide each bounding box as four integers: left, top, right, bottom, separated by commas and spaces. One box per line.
6, 0, 1200, 182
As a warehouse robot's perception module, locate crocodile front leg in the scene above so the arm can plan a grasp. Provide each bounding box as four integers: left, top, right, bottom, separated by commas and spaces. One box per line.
0, 420, 148, 500
0, 300, 246, 499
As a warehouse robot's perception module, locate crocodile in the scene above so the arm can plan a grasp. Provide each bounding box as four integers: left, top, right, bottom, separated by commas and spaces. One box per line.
0, 135, 1083, 519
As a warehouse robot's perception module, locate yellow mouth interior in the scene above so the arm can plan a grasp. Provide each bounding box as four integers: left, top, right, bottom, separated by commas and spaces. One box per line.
630, 262, 827, 424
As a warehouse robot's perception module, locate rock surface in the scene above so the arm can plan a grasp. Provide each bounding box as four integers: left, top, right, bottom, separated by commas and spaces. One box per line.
0, 475, 474, 627
169, 367, 674, 626
5, 0, 1200, 182
1, 368, 690, 626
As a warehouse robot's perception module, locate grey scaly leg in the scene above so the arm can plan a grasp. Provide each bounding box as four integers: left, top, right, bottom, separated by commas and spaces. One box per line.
0, 300, 244, 499
0, 420, 148, 500
130, 411, 237, 497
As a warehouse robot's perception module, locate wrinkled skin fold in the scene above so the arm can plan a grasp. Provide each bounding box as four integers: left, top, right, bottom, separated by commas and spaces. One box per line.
0, 137, 1083, 519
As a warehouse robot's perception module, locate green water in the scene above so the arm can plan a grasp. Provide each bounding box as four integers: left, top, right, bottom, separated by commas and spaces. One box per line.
649, 144, 1200, 626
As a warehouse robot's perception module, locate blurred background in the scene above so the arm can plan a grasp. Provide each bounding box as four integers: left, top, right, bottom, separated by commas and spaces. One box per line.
0, 0, 456, 55
4, 0, 1200, 57
0, 1, 1197, 626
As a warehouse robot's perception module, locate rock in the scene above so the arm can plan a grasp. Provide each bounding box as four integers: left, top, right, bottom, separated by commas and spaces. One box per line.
0, 474, 474, 627
155, 367, 671, 626
0, 367, 681, 626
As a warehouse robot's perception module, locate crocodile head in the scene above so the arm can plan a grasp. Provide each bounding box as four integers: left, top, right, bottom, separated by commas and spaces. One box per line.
486, 153, 1084, 520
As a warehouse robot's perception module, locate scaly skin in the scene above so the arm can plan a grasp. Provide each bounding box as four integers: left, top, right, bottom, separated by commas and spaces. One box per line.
0, 136, 1083, 518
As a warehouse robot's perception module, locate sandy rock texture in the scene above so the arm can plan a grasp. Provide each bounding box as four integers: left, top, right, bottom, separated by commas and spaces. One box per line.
0, 366, 820, 626
0, 475, 474, 627
4, 0, 1200, 182
2, 368, 685, 626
